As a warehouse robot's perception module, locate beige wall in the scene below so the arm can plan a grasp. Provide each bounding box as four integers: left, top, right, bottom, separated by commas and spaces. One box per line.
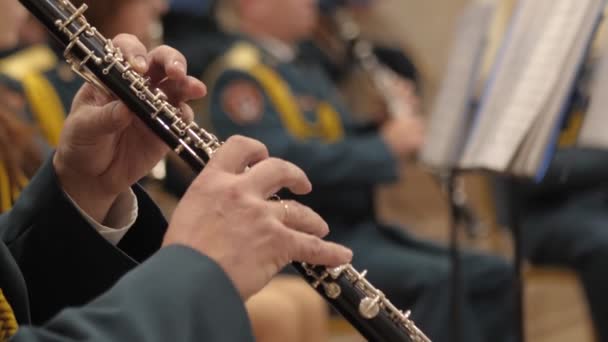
358, 0, 472, 105
357, 0, 518, 108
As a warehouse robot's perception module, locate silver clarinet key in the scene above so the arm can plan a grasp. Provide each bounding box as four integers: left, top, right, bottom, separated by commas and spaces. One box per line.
359, 296, 381, 319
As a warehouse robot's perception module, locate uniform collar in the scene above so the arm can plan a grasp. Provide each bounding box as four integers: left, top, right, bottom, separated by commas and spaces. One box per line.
256, 37, 297, 63
0, 46, 20, 59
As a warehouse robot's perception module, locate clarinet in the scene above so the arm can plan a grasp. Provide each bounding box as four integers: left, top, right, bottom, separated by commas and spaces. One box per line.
18, 1, 431, 341
333, 9, 417, 119
334, 10, 485, 239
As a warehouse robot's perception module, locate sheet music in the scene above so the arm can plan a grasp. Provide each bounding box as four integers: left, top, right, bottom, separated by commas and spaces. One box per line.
459, 0, 599, 176
421, 1, 495, 169
578, 34, 608, 149
511, 0, 604, 177
459, 0, 550, 168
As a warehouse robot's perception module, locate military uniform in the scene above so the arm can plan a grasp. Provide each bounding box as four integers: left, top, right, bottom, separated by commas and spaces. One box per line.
0, 44, 58, 83
300, 38, 420, 88
0, 156, 253, 341
19, 61, 82, 147
203, 38, 514, 342
0, 44, 64, 212
0, 43, 79, 213
497, 99, 608, 341
162, 7, 236, 197
0, 43, 73, 147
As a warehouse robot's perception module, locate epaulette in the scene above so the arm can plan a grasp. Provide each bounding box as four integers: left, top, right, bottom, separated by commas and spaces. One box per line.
220, 42, 262, 72
0, 44, 57, 81
195, 41, 264, 135
202, 41, 264, 101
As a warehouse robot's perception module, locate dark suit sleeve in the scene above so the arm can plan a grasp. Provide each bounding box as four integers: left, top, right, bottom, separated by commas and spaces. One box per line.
12, 246, 254, 342
209, 70, 399, 186
1, 156, 167, 324
526, 147, 608, 196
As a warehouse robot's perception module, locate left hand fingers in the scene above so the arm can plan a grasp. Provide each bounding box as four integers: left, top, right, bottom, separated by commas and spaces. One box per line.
146, 45, 189, 85
158, 75, 207, 104
112, 34, 149, 74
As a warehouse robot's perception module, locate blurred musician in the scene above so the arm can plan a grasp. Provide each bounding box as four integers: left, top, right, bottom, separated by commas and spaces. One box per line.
0, 0, 57, 83
0, 0, 51, 212
163, 1, 331, 341
307, 0, 485, 238
307, 0, 421, 125
7, 0, 169, 149
187, 1, 516, 341
0, 87, 42, 213
496, 62, 608, 342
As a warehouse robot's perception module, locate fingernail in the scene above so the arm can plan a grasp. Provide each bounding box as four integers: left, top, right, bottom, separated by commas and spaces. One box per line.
319, 226, 330, 238
342, 247, 353, 261
173, 60, 186, 73
132, 55, 147, 70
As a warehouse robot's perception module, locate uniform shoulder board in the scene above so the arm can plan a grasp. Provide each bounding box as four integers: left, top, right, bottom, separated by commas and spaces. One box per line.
0, 44, 57, 81
221, 42, 262, 72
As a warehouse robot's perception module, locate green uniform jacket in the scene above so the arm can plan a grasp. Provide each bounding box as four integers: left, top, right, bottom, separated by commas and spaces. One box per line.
0, 156, 253, 341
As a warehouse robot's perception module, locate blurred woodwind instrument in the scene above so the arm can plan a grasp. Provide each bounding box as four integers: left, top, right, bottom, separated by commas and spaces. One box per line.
333, 9, 485, 238
333, 8, 417, 119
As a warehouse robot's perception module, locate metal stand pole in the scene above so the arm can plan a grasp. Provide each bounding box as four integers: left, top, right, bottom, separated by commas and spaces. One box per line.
441, 171, 463, 342
509, 190, 525, 342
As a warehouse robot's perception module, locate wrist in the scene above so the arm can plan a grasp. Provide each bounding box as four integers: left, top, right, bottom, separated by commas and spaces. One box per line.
53, 153, 120, 223
379, 133, 402, 159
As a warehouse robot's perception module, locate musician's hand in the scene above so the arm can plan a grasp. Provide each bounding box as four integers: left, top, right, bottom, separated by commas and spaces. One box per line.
380, 116, 425, 160
366, 74, 421, 124
391, 78, 421, 118
53, 34, 206, 223
163, 136, 353, 299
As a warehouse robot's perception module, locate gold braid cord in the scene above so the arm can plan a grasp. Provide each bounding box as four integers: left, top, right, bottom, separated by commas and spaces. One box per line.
0, 289, 18, 340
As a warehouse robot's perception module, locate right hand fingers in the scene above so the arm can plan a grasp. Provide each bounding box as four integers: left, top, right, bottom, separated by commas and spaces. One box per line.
247, 158, 311, 197
210, 135, 269, 173
271, 200, 329, 238
288, 231, 353, 267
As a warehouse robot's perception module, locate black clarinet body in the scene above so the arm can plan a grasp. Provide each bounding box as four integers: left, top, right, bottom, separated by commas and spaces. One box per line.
20, 0, 211, 172
18, 1, 431, 341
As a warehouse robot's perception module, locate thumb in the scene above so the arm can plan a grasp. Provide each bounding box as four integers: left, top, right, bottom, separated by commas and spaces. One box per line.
72, 82, 113, 108
73, 100, 133, 138
71, 83, 134, 136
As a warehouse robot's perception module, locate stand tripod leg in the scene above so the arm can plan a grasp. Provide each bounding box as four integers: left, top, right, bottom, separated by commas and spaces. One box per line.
512, 214, 525, 342
444, 172, 463, 342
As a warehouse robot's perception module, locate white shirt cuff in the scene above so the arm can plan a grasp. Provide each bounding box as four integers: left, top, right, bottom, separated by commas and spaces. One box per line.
65, 189, 139, 245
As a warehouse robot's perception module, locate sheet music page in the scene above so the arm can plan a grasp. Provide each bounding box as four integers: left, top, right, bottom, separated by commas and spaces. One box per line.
460, 0, 593, 173
578, 34, 608, 149
459, 0, 549, 168
512, 0, 603, 177
421, 2, 495, 169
